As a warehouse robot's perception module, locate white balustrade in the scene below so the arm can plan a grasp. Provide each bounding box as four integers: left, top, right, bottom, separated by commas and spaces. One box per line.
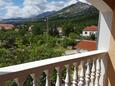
56, 67, 61, 86
31, 73, 40, 86
15, 77, 26, 86
85, 61, 90, 86
0, 50, 106, 86
91, 60, 96, 86
44, 70, 50, 86
78, 61, 84, 86
65, 64, 70, 86
95, 59, 101, 86
72, 63, 78, 86
0, 82, 5, 86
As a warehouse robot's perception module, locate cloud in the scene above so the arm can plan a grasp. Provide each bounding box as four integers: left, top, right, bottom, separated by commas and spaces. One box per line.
23, 0, 47, 5
5, 6, 21, 18
0, 0, 4, 6
79, 0, 91, 5
65, 0, 78, 6
0, 0, 90, 19
3, 0, 47, 19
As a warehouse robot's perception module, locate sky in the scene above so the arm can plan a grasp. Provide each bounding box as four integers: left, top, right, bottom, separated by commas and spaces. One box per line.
0, 0, 90, 19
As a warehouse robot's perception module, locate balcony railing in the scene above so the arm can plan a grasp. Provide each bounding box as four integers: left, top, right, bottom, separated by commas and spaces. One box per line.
0, 50, 107, 86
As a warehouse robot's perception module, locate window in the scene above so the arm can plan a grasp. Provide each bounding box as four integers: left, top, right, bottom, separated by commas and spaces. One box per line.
85, 32, 87, 34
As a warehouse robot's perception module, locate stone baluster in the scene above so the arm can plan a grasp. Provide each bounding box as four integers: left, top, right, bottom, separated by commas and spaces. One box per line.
31, 73, 40, 86
65, 64, 70, 86
95, 59, 101, 86
72, 63, 78, 86
78, 61, 84, 86
55, 67, 61, 86
0, 81, 5, 86
85, 61, 90, 86
15, 76, 26, 86
44, 70, 51, 86
91, 60, 96, 86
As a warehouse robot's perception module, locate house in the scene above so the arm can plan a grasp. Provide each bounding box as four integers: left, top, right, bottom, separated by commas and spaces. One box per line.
0, 0, 115, 86
57, 27, 63, 36
82, 25, 97, 37
0, 24, 14, 30
28, 25, 34, 32
73, 40, 96, 53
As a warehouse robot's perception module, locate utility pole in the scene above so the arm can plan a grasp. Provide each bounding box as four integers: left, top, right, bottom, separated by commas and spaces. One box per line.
43, 17, 49, 46
46, 17, 49, 36
46, 17, 49, 46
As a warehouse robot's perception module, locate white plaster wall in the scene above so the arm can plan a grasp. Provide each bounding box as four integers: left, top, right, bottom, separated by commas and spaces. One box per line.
97, 11, 113, 50
82, 31, 97, 37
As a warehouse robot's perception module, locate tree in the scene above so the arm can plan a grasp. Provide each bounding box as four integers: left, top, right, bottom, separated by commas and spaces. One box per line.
69, 32, 78, 39
63, 23, 74, 36
49, 27, 59, 36
32, 25, 44, 35
90, 34, 96, 40
62, 38, 76, 48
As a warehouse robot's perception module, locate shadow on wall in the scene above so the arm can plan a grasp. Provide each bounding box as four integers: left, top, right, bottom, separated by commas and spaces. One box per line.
108, 5, 115, 86
103, 0, 114, 10
107, 53, 115, 86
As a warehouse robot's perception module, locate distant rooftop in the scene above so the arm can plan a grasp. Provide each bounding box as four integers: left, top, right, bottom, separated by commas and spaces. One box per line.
74, 40, 96, 51
83, 25, 97, 31
0, 24, 14, 30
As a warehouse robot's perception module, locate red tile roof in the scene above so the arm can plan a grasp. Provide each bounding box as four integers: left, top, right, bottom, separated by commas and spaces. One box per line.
83, 26, 97, 31
0, 24, 14, 30
74, 40, 96, 51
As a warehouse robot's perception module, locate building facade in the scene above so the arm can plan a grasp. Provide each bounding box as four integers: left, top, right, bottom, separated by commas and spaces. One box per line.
82, 25, 97, 37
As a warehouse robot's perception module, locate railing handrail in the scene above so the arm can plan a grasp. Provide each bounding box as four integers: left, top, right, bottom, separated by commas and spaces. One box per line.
0, 50, 107, 76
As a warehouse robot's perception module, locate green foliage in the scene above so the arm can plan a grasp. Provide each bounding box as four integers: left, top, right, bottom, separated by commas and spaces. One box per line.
69, 32, 78, 39
32, 25, 44, 35
63, 23, 74, 36
62, 38, 76, 48
90, 34, 96, 40
49, 27, 59, 36
80, 34, 96, 40
0, 29, 66, 67
5, 80, 17, 86
23, 75, 33, 86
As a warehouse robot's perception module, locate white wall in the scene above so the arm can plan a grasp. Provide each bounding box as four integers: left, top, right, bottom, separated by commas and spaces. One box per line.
82, 31, 97, 37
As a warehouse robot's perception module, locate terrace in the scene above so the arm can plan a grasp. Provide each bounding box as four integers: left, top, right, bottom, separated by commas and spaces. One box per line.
0, 0, 115, 86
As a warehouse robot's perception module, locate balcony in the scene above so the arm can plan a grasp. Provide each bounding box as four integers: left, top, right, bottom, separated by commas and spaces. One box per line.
0, 50, 108, 86
0, 0, 114, 86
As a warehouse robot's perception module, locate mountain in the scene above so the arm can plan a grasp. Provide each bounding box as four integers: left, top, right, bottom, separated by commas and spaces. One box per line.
0, 2, 99, 24
0, 18, 27, 24
34, 11, 56, 19
0, 11, 56, 24
49, 2, 98, 20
